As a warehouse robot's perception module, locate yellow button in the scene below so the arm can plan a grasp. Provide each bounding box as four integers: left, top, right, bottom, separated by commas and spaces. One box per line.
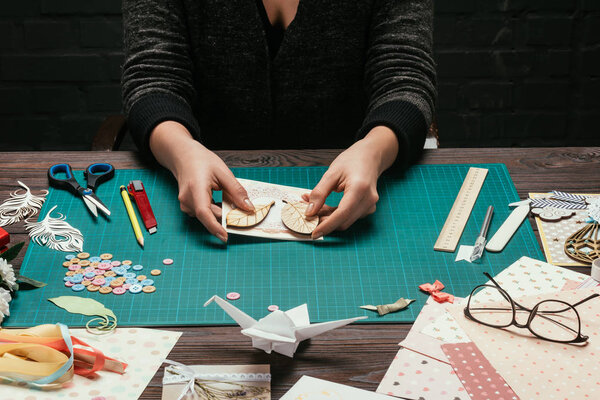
77, 252, 90, 259
150, 269, 161, 276
62, 261, 72, 268
99, 286, 112, 294
66, 271, 75, 276
122, 260, 132, 265
90, 261, 99, 267
142, 286, 156, 293
100, 253, 113, 260
110, 280, 122, 287
87, 285, 100, 292
74, 269, 84, 275
79, 260, 90, 267
81, 280, 91, 286
104, 271, 116, 277
136, 275, 147, 281
70, 258, 80, 263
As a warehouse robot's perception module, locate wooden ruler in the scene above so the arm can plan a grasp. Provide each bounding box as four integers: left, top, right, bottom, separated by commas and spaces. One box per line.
434, 167, 488, 252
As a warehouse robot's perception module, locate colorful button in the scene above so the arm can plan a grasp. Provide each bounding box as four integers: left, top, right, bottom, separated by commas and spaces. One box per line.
65, 281, 74, 287
122, 283, 132, 290
90, 261, 99, 267
112, 267, 126, 275
70, 258, 80, 263
104, 271, 116, 277
77, 252, 90, 259
82, 280, 92, 286
65, 271, 75, 276
92, 277, 106, 286
140, 279, 154, 286
98, 263, 112, 270
87, 285, 100, 292
111, 260, 121, 267
65, 254, 75, 260
100, 253, 113, 260
89, 256, 102, 263
122, 264, 132, 270
94, 269, 105, 276
142, 286, 156, 293
150, 269, 161, 276
62, 261, 72, 268
84, 266, 95, 273
125, 278, 138, 285
70, 274, 83, 283
112, 287, 126, 295
136, 275, 147, 281
132, 264, 143, 271
122, 260, 132, 265
63, 276, 71, 282
226, 292, 240, 300
68, 264, 80, 271
268, 305, 279, 312
74, 269, 84, 275
110, 280, 122, 288
84, 272, 96, 279
99, 287, 112, 294
79, 260, 90, 267
129, 284, 143, 294
124, 272, 136, 279
104, 277, 115, 283
162, 258, 174, 265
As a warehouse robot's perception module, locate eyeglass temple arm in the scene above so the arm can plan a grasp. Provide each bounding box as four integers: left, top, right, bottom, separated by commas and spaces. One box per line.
482, 272, 533, 312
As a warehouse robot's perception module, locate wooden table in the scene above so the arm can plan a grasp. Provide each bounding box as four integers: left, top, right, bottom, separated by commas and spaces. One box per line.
1, 147, 599, 399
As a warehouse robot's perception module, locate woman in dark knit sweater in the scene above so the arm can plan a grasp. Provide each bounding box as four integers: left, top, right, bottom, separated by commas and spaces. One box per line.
122, 0, 436, 242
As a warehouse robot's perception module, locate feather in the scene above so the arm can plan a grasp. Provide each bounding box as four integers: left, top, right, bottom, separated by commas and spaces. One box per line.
25, 205, 84, 252
0, 181, 48, 227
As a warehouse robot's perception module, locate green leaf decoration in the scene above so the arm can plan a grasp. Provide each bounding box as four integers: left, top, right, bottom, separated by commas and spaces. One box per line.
48, 296, 117, 334
0, 242, 24, 263
17, 274, 46, 289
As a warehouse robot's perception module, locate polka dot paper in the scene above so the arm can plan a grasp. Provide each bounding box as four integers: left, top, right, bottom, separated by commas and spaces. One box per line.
442, 342, 520, 400
376, 347, 469, 400
0, 327, 181, 400
448, 287, 600, 400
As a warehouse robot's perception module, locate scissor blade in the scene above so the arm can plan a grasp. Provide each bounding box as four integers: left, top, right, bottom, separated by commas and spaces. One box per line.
85, 193, 111, 216
82, 196, 98, 217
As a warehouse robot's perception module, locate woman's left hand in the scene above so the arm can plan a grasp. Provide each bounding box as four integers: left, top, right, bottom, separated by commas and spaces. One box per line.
304, 126, 400, 239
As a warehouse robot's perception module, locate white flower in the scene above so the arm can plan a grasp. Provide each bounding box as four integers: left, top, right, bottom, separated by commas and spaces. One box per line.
0, 287, 11, 324
0, 258, 17, 290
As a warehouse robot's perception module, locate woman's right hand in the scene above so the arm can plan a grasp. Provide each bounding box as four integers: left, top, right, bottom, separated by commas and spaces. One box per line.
149, 121, 254, 242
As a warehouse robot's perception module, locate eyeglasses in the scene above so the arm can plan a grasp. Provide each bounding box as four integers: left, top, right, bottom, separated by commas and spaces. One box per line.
464, 272, 599, 344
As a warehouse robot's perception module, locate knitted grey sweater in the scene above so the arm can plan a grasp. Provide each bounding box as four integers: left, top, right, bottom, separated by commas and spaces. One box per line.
122, 0, 436, 166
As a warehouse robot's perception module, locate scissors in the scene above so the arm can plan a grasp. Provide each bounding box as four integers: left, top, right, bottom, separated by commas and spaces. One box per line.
48, 163, 115, 217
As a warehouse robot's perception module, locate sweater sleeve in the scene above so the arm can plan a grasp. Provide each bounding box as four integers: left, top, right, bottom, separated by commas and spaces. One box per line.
357, 0, 437, 170
122, 0, 201, 155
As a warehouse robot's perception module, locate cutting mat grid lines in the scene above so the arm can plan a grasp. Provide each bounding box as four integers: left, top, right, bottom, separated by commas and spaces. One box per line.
8, 164, 543, 327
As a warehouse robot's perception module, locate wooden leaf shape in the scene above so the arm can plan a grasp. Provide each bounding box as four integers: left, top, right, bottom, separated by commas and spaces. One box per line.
281, 200, 318, 235
226, 200, 275, 227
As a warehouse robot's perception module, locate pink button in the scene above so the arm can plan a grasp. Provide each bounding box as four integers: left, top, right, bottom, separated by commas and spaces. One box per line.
112, 287, 126, 295
84, 267, 95, 273
92, 278, 105, 286
162, 258, 174, 265
68, 264, 80, 271
122, 283, 131, 290
111, 261, 121, 267
65, 281, 74, 287
98, 263, 112, 270
268, 305, 279, 312
226, 292, 240, 300
94, 269, 105, 275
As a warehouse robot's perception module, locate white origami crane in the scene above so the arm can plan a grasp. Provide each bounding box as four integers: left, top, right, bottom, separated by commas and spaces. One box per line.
204, 295, 367, 357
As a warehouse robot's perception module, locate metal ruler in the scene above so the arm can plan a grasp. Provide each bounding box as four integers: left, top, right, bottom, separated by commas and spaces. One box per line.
434, 167, 488, 252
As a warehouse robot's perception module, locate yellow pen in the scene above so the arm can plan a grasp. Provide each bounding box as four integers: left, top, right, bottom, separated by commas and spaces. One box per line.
120, 185, 144, 248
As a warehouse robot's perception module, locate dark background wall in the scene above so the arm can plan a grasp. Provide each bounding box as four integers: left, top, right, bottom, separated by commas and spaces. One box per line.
0, 0, 599, 150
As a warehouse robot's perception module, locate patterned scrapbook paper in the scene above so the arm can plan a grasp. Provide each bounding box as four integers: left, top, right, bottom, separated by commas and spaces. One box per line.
448, 287, 600, 400
442, 342, 520, 400
421, 312, 471, 343
377, 347, 468, 400
531, 193, 599, 267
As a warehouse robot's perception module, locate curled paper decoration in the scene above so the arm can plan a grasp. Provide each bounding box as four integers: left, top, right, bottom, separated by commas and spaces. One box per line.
48, 296, 117, 334
25, 205, 84, 253
0, 324, 126, 391
162, 360, 271, 400
360, 298, 415, 316
0, 181, 48, 227
419, 280, 454, 304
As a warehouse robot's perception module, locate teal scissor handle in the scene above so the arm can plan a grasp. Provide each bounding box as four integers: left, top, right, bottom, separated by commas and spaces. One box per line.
48, 164, 81, 195
84, 163, 115, 192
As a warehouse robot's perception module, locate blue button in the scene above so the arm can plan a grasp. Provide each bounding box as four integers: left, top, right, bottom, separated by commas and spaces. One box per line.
104, 277, 115, 283
122, 264, 132, 270
132, 264, 143, 271
84, 272, 95, 279
72, 284, 85, 292
63, 276, 71, 282
141, 279, 154, 286
125, 278, 138, 285
65, 255, 75, 260
124, 272, 136, 279
129, 284, 143, 294
70, 274, 83, 283
89, 256, 102, 262
112, 267, 126, 275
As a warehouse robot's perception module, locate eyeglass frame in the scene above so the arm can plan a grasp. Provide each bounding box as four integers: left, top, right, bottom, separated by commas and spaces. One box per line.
464, 272, 599, 344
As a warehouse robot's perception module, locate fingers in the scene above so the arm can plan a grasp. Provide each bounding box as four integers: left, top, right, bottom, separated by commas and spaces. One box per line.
312, 189, 365, 239
179, 183, 228, 242
217, 168, 254, 212
210, 203, 222, 220
306, 172, 338, 217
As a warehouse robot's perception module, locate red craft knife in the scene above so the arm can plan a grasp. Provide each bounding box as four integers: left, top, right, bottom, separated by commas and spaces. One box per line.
0, 227, 9, 254
127, 180, 157, 234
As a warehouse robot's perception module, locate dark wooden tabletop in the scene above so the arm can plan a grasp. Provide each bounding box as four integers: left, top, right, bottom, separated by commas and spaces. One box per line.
1, 147, 599, 399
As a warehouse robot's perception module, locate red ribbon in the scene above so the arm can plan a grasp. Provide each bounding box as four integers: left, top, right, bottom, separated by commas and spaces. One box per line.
419, 280, 454, 304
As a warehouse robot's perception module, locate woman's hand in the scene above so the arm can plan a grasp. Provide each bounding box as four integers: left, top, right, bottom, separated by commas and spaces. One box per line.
149, 121, 254, 242
304, 126, 399, 239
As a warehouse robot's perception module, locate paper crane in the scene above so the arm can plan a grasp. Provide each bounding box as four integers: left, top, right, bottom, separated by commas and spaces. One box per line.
204, 295, 367, 357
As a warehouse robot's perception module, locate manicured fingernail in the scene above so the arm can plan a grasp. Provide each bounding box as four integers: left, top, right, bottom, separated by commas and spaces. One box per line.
244, 198, 254, 209
306, 202, 314, 215
312, 231, 323, 240
217, 233, 228, 243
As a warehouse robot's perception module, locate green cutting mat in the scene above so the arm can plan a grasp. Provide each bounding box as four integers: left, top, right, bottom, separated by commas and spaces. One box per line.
7, 164, 543, 327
